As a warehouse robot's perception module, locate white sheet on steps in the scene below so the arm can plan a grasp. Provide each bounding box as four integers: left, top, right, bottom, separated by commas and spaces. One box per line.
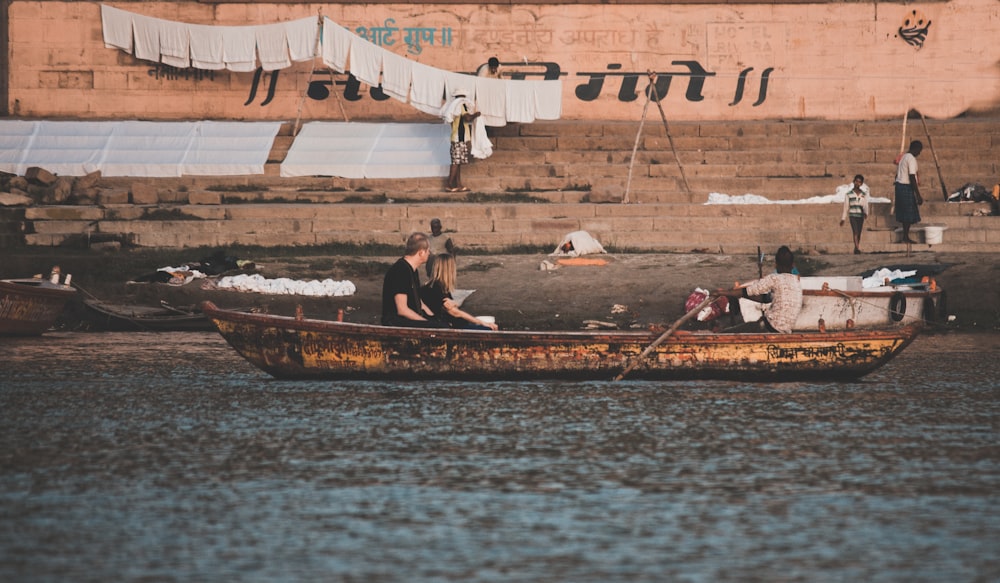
0, 120, 281, 177
280, 122, 450, 179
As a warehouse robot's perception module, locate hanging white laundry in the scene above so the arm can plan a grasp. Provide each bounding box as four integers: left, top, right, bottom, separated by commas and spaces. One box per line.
381, 51, 413, 103
284, 17, 319, 62
189, 23, 225, 70
409, 61, 447, 116
255, 22, 290, 71
221, 26, 257, 72
471, 117, 493, 159
100, 5, 134, 53
506, 80, 537, 124
321, 17, 351, 72
131, 13, 162, 62
474, 76, 507, 127
534, 80, 564, 120
349, 35, 383, 87
159, 19, 191, 68
444, 72, 477, 103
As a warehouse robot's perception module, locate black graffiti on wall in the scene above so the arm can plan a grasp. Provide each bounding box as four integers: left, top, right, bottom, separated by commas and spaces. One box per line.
243, 60, 774, 108
898, 9, 932, 49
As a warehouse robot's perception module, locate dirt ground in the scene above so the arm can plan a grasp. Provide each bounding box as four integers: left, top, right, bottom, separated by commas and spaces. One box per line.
10, 247, 993, 332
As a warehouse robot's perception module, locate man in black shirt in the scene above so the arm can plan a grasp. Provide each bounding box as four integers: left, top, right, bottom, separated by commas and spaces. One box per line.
381, 232, 448, 327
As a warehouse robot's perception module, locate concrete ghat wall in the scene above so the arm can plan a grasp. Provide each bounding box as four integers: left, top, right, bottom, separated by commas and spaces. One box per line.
6, 1, 1000, 122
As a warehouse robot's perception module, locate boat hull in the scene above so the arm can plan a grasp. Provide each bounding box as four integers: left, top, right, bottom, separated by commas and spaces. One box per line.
83, 299, 215, 332
0, 279, 77, 336
203, 302, 920, 382
740, 283, 944, 331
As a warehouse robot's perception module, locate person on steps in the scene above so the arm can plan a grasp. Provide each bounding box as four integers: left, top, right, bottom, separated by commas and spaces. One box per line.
894, 140, 924, 244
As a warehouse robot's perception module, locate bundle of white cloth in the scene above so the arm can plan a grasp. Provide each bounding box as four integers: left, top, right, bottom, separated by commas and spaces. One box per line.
440, 95, 492, 159
216, 273, 356, 296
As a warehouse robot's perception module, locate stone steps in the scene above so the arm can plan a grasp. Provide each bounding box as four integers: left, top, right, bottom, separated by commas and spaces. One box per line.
21, 199, 997, 254
7, 118, 999, 253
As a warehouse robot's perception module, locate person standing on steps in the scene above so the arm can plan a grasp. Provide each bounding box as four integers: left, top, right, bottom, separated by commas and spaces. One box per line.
894, 140, 924, 244
840, 174, 871, 254
426, 218, 456, 276
441, 88, 480, 193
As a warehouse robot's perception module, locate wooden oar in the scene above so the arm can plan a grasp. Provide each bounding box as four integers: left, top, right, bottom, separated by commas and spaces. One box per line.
614, 294, 716, 381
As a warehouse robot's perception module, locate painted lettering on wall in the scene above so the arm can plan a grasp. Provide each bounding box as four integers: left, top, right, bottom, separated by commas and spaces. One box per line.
243, 60, 774, 109
354, 19, 454, 55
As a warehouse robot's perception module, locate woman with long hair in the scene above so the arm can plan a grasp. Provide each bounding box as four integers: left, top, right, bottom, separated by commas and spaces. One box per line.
420, 253, 498, 330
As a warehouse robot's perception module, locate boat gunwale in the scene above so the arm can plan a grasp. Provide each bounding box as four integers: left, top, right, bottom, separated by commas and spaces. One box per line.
201, 301, 923, 345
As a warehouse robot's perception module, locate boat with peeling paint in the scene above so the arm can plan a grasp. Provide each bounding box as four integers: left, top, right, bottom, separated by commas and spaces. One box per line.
0, 277, 77, 336
202, 301, 921, 382
739, 276, 945, 331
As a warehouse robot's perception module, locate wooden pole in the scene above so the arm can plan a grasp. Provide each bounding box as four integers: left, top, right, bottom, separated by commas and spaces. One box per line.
614, 294, 714, 381
623, 87, 652, 204
292, 13, 324, 137
918, 112, 949, 200
898, 108, 908, 159
648, 72, 692, 197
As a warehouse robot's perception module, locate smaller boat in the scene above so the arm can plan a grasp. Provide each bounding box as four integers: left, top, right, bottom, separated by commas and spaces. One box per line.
0, 274, 77, 336
82, 299, 218, 332
739, 276, 944, 331
202, 301, 921, 382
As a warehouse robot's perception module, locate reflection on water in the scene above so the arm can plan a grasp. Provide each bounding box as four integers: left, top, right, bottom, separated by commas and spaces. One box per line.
1, 333, 998, 582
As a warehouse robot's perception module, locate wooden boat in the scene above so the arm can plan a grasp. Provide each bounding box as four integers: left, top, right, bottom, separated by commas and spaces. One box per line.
0, 277, 77, 336
739, 276, 944, 331
202, 301, 921, 382
83, 299, 216, 332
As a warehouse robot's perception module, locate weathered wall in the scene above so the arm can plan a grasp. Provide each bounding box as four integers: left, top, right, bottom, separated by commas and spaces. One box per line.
5, 1, 1000, 122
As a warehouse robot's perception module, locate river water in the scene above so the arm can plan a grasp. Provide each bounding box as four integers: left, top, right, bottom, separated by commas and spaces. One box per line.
1, 332, 998, 582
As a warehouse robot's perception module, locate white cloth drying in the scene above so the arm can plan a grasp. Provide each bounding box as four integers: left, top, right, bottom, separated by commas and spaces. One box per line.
189, 23, 225, 70
217, 273, 356, 297
381, 51, 413, 102
131, 14, 161, 62
159, 19, 191, 68
255, 22, 290, 71
349, 35, 383, 87
505, 79, 537, 124
284, 17, 319, 62
101, 5, 134, 53
409, 61, 447, 115
321, 17, 352, 72
221, 25, 257, 72
475, 77, 507, 127
533, 80, 564, 120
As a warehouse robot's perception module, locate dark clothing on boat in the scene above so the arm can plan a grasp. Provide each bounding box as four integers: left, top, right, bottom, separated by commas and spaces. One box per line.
381, 257, 444, 327
894, 182, 922, 225
420, 282, 490, 330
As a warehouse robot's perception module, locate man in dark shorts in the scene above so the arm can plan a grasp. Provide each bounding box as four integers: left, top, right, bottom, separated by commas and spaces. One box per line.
381, 232, 449, 328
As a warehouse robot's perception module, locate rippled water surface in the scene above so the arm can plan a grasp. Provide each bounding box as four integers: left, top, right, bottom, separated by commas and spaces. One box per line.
2, 332, 998, 582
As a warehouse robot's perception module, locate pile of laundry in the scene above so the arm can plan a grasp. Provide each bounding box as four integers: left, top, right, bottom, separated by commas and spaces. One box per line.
128, 251, 257, 285
211, 273, 356, 297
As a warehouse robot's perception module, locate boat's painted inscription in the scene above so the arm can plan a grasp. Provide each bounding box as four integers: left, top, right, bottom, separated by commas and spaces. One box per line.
766, 342, 891, 361
0, 295, 61, 322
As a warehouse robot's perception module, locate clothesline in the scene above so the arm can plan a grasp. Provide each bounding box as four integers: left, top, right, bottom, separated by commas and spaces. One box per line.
100, 5, 562, 126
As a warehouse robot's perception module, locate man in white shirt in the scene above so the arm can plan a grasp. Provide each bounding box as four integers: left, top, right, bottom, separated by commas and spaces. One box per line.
894, 140, 924, 244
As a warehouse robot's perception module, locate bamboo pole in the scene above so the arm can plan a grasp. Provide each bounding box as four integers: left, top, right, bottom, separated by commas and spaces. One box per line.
648, 72, 692, 197
918, 112, 949, 200
623, 87, 653, 204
